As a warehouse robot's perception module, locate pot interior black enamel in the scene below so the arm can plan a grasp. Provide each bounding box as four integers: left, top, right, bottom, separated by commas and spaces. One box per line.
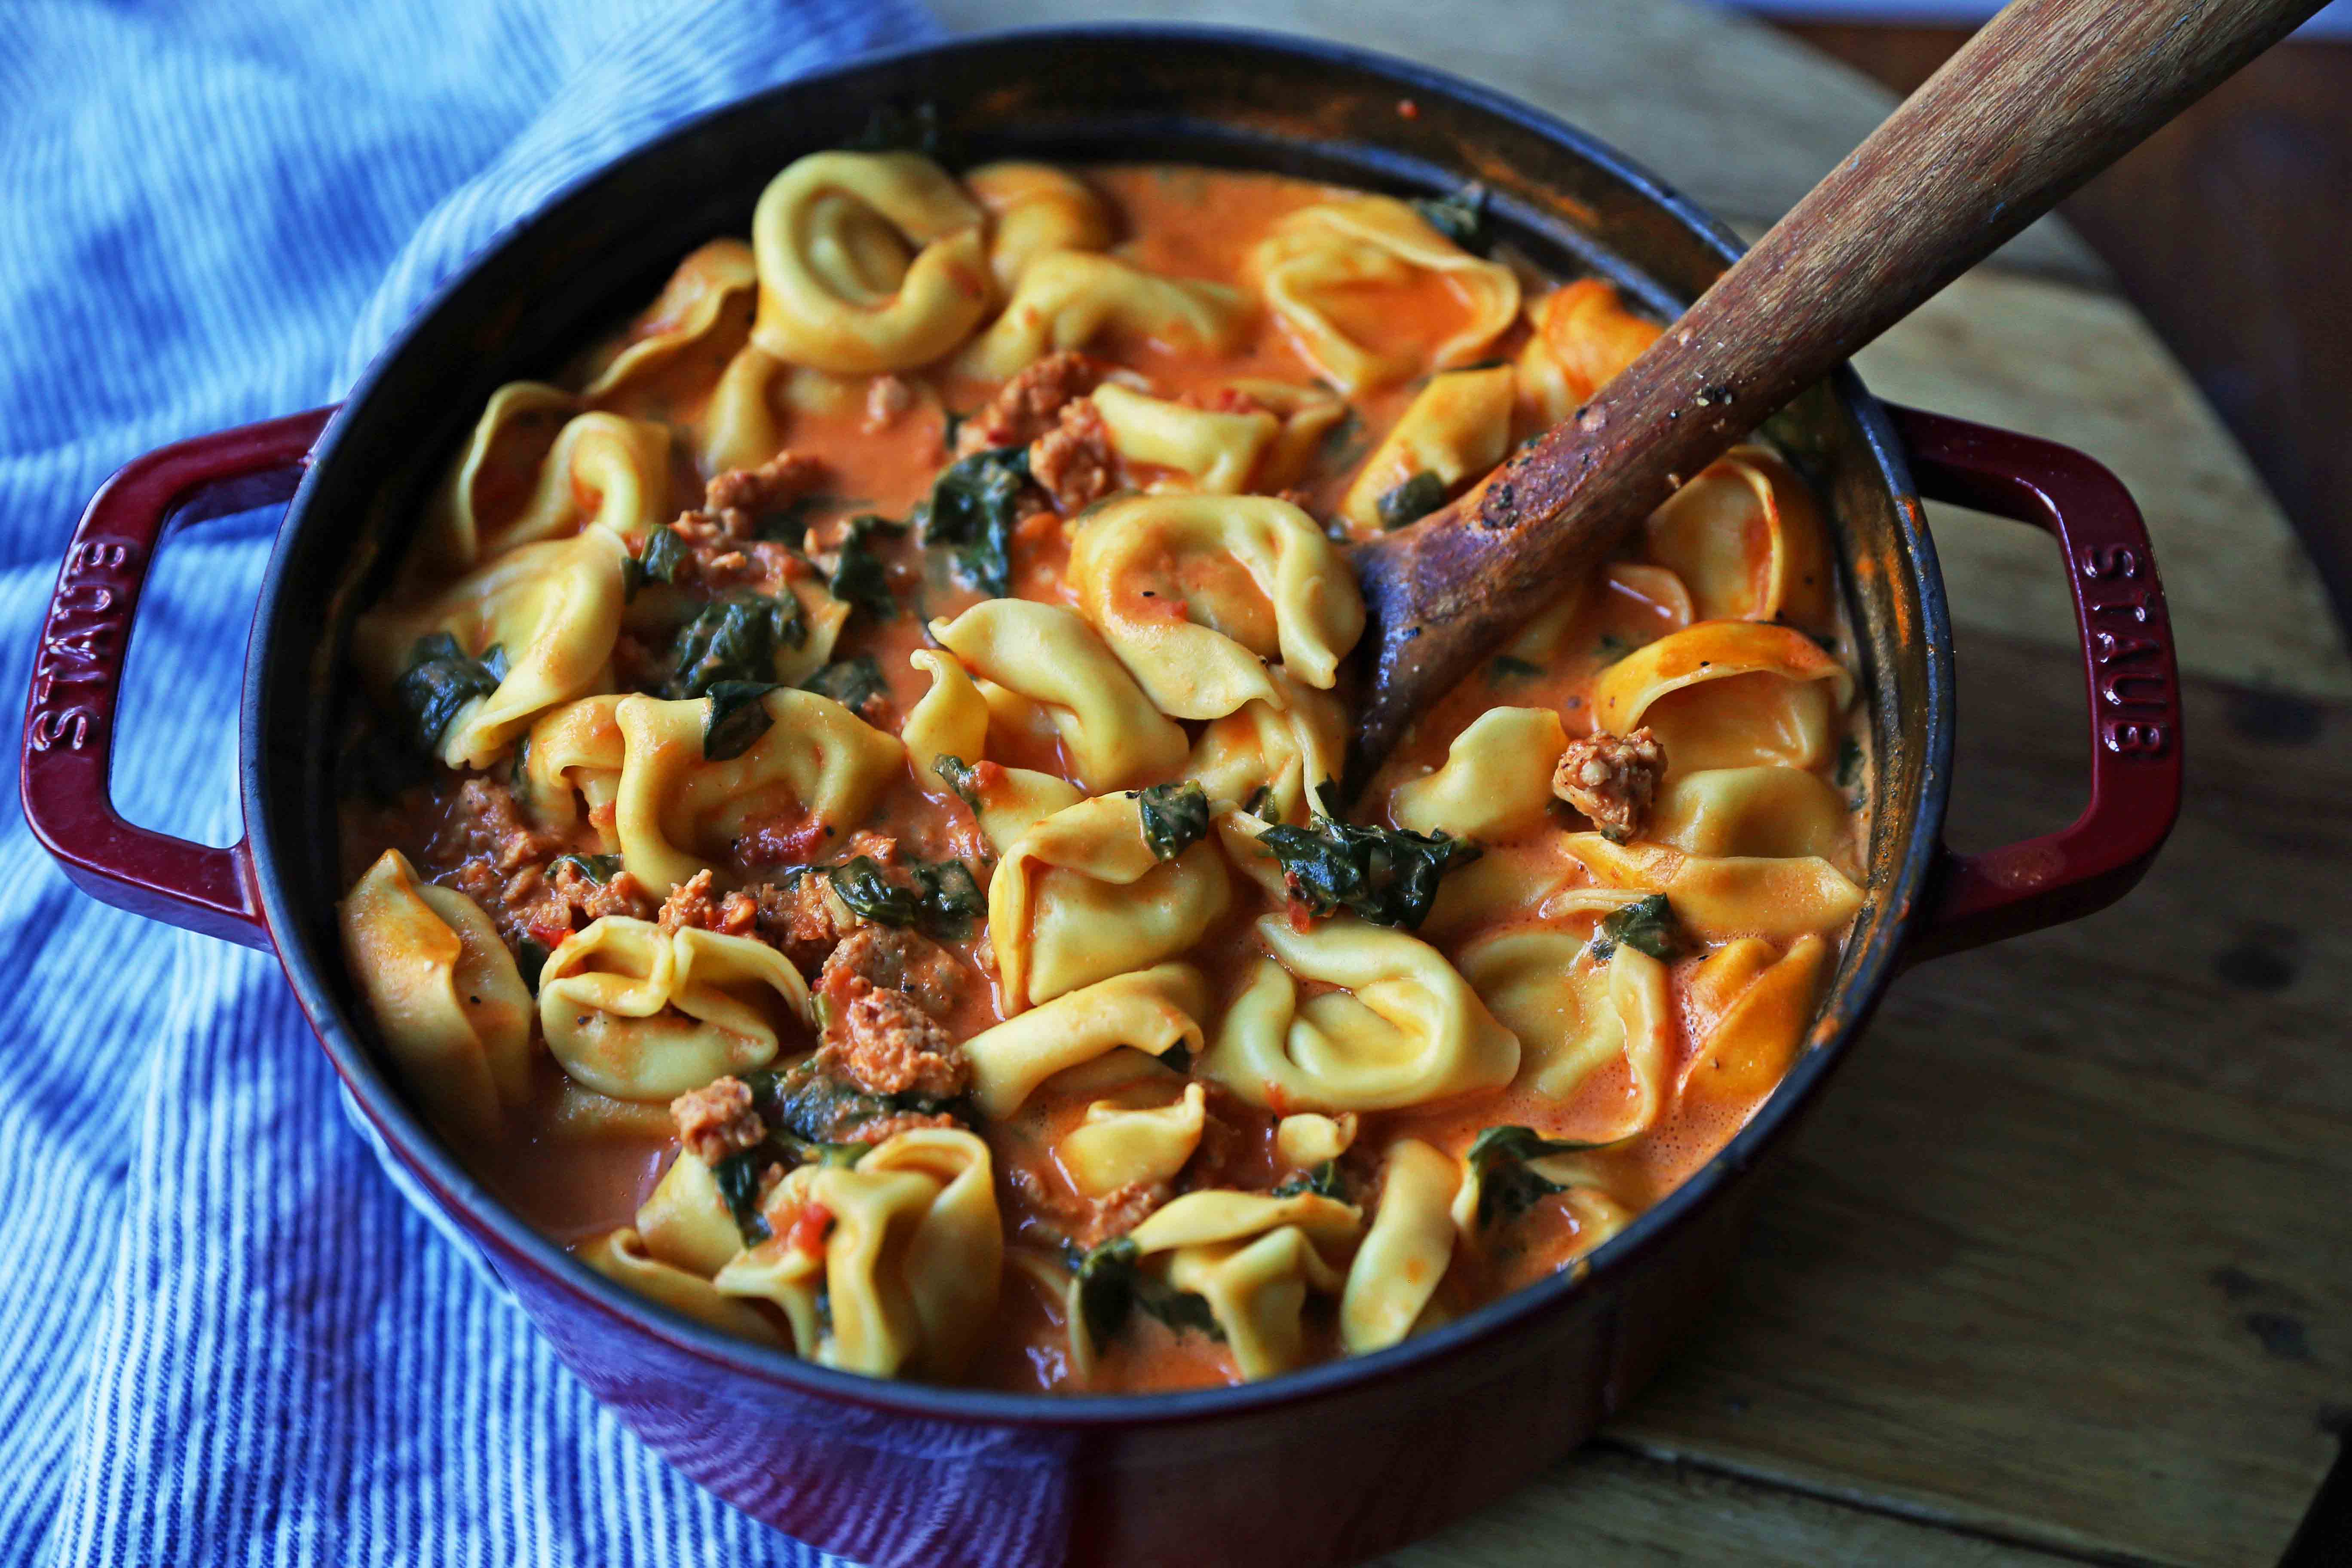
239, 21, 1946, 1552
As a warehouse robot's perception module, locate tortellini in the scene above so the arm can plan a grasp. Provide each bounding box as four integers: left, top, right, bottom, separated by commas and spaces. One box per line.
1651, 766, 1852, 861
609, 689, 904, 891
1183, 666, 1345, 826
1222, 379, 1349, 491
963, 963, 1210, 1117
1387, 707, 1568, 843
579, 1228, 784, 1345
339, 850, 533, 1141
1514, 278, 1662, 427
1250, 195, 1519, 393
1341, 1139, 1460, 1354
1644, 447, 1833, 631
1203, 915, 1520, 1113
1090, 383, 1280, 494
1457, 928, 1672, 1123
714, 1127, 1002, 1378
575, 238, 758, 404
750, 151, 992, 374
636, 1151, 744, 1277
520, 693, 627, 847
354, 527, 629, 771
1592, 620, 1853, 776
422, 392, 673, 573
1562, 833, 1865, 943
1110, 1191, 1361, 1381
1068, 494, 1364, 720
930, 600, 1188, 791
537, 916, 813, 1100
957, 251, 1250, 381
1449, 1144, 1633, 1256
1678, 936, 1831, 1117
1336, 364, 1515, 532
901, 647, 1084, 849
965, 160, 1113, 291
987, 795, 1233, 1010
1057, 1082, 1208, 1197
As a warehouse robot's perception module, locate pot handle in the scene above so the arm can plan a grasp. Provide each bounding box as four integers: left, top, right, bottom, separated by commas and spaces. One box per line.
18, 407, 337, 950
1890, 404, 2184, 963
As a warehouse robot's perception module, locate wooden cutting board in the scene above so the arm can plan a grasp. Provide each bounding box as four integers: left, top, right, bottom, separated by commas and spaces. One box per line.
937, 3, 2352, 1559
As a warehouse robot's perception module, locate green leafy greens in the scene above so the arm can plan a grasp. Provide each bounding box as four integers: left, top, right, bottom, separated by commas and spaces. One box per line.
1590, 893, 1683, 962
1069, 1237, 1223, 1351
828, 514, 904, 621
1135, 780, 1210, 861
914, 444, 1030, 599
1375, 470, 1449, 530
1270, 1161, 1346, 1200
801, 653, 888, 714
1411, 184, 1491, 252
391, 632, 502, 754
825, 854, 986, 941
548, 853, 623, 885
703, 680, 779, 762
710, 1060, 967, 1241
662, 590, 804, 700
623, 526, 690, 599
1257, 785, 1481, 929
1465, 1125, 1611, 1230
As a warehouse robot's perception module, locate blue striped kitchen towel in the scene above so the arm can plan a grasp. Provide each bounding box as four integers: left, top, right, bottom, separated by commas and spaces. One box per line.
0, 2, 936, 1562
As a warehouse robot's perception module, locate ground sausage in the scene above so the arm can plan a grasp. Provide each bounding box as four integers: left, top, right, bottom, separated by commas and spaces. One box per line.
1027, 397, 1115, 514
817, 925, 966, 1020
815, 978, 971, 1102
750, 876, 846, 974
671, 1075, 765, 1165
1552, 726, 1666, 842
656, 868, 763, 939
954, 350, 1108, 455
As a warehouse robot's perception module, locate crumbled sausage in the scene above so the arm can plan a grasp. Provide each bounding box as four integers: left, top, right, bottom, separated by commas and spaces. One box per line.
815, 978, 972, 1101
818, 925, 966, 1019
656, 868, 763, 939
439, 778, 564, 874
836, 1108, 961, 1145
482, 854, 658, 949
1552, 727, 1666, 842
705, 452, 826, 524
1027, 398, 1114, 514
1005, 1167, 1169, 1251
1179, 1080, 1255, 1193
749, 876, 846, 973
955, 350, 1108, 455
1075, 1181, 1169, 1250
671, 1075, 765, 1165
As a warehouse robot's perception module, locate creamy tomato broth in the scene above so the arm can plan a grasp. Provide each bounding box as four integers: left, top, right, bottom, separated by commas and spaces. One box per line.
336, 155, 1870, 1394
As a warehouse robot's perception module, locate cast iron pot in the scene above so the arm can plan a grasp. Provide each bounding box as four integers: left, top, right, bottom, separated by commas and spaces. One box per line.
19, 27, 2184, 1568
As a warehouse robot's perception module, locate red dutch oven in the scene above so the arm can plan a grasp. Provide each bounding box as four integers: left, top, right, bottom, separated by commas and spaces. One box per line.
17, 28, 2183, 1568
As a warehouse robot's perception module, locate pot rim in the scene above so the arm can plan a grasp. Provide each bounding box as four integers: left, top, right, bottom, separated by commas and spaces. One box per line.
243, 21, 1952, 1429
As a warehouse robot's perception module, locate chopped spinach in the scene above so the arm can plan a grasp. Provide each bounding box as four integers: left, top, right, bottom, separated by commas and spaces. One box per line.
1136, 781, 1210, 861
1257, 784, 1481, 929
1835, 737, 1863, 790
801, 653, 889, 714
826, 854, 986, 941
709, 1059, 968, 1243
712, 1148, 775, 1240
1316, 406, 1369, 472
1488, 654, 1545, 683
932, 753, 985, 812
1241, 783, 1276, 822
827, 514, 904, 621
703, 680, 780, 761
391, 632, 502, 754
914, 444, 1030, 599
1412, 184, 1490, 251
1465, 1125, 1611, 1229
1375, 470, 1449, 530
1270, 1161, 1345, 1200
1591, 893, 1682, 962
844, 100, 948, 160
1069, 1236, 1223, 1350
548, 853, 623, 885
624, 526, 690, 598
514, 936, 550, 992
662, 591, 805, 700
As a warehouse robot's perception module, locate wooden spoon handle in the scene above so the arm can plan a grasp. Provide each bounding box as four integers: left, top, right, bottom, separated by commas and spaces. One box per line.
1351, 0, 2322, 769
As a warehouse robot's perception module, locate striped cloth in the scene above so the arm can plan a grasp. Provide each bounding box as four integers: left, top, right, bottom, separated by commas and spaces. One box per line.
0, 2, 937, 1562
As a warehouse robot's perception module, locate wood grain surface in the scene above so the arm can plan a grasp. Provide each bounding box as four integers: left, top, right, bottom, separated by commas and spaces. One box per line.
930, 2, 2352, 1560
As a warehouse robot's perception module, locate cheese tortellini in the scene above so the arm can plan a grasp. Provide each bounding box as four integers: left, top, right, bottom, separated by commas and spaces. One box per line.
1203, 915, 1520, 1113
1592, 620, 1853, 776
1457, 927, 1673, 1122
1336, 364, 1515, 532
609, 689, 904, 891
1068, 493, 1365, 720
750, 150, 991, 374
1388, 706, 1568, 843
988, 795, 1233, 1011
930, 600, 1188, 792
1103, 1191, 1362, 1381
339, 851, 533, 1141
715, 1128, 1003, 1378
1250, 195, 1519, 393
965, 160, 1113, 291
1341, 1139, 1461, 1354
537, 916, 813, 1099
957, 251, 1250, 381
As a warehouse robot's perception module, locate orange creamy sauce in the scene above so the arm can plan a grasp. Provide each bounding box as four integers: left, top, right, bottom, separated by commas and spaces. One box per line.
341, 164, 1867, 1394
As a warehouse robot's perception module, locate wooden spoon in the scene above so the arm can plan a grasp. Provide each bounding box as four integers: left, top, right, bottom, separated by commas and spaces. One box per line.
1350, 0, 2322, 777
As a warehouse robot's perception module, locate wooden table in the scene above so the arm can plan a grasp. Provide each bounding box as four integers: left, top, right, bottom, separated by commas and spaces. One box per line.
934, 3, 2352, 1560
